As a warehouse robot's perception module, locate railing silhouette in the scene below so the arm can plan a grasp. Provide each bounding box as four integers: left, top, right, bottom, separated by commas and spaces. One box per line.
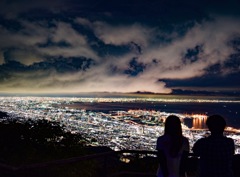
0, 150, 239, 177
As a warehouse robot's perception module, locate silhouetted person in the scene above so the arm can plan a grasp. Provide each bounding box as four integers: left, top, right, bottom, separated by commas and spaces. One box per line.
192, 114, 235, 177
156, 115, 189, 177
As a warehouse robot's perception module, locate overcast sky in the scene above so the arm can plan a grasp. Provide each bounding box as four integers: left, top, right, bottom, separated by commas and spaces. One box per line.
0, 0, 239, 94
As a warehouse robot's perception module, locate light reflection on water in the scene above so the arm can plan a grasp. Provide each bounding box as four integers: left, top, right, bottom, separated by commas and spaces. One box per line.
184, 114, 208, 129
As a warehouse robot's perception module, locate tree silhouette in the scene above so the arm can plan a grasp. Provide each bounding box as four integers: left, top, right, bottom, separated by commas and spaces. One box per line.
0, 118, 88, 165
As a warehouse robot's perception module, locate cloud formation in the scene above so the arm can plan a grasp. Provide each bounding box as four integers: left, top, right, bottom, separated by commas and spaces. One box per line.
0, 1, 239, 94
0, 0, 67, 19
0, 52, 4, 65
92, 22, 154, 47
138, 16, 240, 79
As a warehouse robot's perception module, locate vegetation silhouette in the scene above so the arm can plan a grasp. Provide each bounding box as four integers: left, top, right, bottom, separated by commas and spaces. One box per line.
0, 117, 104, 177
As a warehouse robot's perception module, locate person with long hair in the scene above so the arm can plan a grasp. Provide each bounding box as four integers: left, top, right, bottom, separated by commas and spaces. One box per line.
156, 115, 189, 177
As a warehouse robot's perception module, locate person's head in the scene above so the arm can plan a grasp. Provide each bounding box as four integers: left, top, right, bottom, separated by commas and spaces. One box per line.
164, 115, 182, 136
206, 114, 226, 135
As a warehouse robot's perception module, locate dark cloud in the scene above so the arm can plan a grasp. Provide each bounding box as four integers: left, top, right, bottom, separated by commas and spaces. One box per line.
163, 72, 240, 91
183, 45, 203, 64
0, 0, 67, 19
124, 58, 146, 76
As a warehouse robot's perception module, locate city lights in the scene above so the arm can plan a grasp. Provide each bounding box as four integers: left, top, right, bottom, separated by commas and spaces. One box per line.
0, 96, 239, 154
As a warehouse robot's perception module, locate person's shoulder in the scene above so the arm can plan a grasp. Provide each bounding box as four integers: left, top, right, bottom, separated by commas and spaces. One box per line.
158, 134, 170, 139
157, 135, 164, 142
156, 134, 169, 150
182, 136, 189, 141
182, 136, 190, 150
182, 136, 189, 143
192, 137, 208, 154
225, 136, 235, 144
157, 134, 164, 139
225, 136, 234, 141
195, 137, 208, 145
157, 134, 167, 141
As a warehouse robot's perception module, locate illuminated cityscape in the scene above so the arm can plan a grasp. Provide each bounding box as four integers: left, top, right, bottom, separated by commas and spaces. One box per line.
0, 96, 240, 154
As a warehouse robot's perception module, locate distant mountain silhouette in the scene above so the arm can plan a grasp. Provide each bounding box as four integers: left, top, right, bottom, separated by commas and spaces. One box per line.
171, 89, 240, 96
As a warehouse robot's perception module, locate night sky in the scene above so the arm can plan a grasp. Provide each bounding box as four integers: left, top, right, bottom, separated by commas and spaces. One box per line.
0, 0, 239, 94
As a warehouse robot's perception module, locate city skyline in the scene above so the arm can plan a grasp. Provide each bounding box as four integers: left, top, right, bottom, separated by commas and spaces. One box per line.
0, 0, 240, 94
